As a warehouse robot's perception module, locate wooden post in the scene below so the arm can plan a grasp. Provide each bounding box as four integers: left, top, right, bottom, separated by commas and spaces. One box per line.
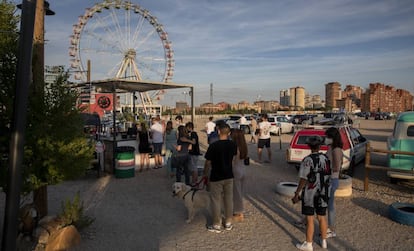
364, 142, 371, 191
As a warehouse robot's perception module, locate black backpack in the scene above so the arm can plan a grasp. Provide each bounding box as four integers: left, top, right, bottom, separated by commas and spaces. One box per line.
307, 153, 331, 201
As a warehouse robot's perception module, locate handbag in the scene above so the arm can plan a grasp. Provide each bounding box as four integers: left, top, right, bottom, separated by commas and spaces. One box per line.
244, 157, 250, 166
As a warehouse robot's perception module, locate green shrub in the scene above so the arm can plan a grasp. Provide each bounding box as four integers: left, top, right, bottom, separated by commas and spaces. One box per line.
59, 192, 94, 230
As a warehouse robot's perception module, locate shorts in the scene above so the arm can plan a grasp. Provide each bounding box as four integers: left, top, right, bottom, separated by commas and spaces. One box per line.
152, 143, 163, 154
189, 155, 199, 172
257, 138, 270, 148
302, 195, 327, 216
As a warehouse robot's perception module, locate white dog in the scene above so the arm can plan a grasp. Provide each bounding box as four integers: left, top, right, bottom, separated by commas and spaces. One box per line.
172, 182, 211, 223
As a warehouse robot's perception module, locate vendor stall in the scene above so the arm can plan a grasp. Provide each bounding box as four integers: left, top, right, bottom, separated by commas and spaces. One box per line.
74, 78, 194, 173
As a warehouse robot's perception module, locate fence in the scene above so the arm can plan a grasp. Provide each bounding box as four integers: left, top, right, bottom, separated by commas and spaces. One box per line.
364, 142, 414, 191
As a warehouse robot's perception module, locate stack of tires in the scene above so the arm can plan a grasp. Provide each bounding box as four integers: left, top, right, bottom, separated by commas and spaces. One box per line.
335, 174, 352, 197
115, 146, 135, 178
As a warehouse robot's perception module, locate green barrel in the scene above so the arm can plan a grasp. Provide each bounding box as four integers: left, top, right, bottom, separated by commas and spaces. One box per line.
115, 146, 135, 178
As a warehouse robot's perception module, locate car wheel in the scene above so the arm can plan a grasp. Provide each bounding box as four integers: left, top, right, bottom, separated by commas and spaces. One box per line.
276, 182, 298, 197
345, 158, 356, 177
388, 202, 414, 226
276, 128, 281, 136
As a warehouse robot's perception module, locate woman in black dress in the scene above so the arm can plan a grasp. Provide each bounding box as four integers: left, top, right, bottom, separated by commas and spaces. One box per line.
137, 122, 151, 171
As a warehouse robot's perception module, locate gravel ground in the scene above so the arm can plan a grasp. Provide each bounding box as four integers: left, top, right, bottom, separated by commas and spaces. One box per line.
1, 118, 413, 251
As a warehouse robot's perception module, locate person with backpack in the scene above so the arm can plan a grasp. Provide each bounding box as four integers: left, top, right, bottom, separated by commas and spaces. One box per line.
292, 135, 331, 251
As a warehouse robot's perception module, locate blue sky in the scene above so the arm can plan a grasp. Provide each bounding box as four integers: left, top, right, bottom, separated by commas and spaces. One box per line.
15, 0, 414, 106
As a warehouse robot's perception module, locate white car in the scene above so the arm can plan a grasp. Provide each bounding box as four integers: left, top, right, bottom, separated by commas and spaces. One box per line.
267, 116, 282, 135
274, 116, 294, 134
228, 114, 253, 134
267, 116, 293, 135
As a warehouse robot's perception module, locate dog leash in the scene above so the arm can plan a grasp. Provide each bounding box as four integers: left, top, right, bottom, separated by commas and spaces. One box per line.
192, 176, 208, 190
182, 189, 198, 202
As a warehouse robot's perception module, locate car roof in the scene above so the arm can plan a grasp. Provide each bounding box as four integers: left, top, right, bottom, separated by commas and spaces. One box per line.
397, 112, 414, 122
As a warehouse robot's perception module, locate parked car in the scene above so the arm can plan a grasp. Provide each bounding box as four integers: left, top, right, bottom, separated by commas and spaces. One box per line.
273, 116, 294, 134
267, 116, 282, 135
290, 114, 318, 125
286, 124, 368, 175
228, 114, 253, 134
387, 111, 414, 183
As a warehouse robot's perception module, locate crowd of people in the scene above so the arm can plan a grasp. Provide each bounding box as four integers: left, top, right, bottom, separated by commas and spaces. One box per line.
135, 114, 342, 250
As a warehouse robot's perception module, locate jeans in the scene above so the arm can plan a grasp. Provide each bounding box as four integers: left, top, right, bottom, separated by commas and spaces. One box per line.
173, 154, 190, 185
210, 178, 234, 226
328, 178, 339, 228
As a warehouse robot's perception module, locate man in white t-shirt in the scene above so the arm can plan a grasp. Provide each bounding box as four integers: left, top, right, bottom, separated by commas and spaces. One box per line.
150, 116, 164, 169
257, 114, 272, 163
205, 116, 216, 144
239, 114, 248, 133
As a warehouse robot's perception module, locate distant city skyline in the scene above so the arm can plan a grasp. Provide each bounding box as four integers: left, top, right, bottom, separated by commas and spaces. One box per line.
22, 0, 414, 106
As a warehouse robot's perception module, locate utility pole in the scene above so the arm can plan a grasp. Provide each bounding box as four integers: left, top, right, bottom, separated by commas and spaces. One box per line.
31, 0, 54, 98
30, 0, 55, 219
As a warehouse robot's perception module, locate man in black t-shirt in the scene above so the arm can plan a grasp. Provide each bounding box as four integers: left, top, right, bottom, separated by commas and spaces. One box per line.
204, 123, 237, 233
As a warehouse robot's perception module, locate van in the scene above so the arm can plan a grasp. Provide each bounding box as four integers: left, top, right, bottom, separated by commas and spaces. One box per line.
387, 111, 414, 182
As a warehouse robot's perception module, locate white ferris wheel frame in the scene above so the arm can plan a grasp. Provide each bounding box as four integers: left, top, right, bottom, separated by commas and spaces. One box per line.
69, 0, 174, 106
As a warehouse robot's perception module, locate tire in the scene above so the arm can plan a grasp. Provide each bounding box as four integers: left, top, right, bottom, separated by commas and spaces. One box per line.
276, 128, 281, 136
338, 175, 352, 190
335, 186, 352, 197
388, 202, 414, 226
276, 182, 298, 197
344, 158, 355, 177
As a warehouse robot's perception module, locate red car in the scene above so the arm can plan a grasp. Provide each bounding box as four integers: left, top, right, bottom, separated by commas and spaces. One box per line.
286, 125, 368, 175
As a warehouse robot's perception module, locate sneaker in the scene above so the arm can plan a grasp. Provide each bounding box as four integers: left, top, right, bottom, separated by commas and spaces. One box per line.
296, 241, 313, 251
320, 239, 327, 249
207, 225, 222, 233
224, 223, 233, 231
327, 229, 336, 238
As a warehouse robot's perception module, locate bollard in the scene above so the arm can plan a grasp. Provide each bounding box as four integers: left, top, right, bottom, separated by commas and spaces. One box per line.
364, 142, 371, 191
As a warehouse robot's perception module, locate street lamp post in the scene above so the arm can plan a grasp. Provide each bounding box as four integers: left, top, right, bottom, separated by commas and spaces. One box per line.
1, 1, 37, 250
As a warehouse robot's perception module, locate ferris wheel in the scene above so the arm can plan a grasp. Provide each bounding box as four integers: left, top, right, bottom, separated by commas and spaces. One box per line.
69, 0, 174, 107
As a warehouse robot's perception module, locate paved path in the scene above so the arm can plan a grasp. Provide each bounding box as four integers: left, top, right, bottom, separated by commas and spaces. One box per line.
1, 118, 413, 250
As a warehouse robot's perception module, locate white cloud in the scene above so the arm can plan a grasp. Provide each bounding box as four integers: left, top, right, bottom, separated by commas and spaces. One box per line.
18, 0, 412, 106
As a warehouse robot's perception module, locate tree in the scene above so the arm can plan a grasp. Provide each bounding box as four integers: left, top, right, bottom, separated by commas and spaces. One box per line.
0, 1, 94, 217
26, 73, 94, 217
0, 0, 20, 188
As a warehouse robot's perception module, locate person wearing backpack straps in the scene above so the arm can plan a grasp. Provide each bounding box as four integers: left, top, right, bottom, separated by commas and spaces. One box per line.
292, 135, 331, 251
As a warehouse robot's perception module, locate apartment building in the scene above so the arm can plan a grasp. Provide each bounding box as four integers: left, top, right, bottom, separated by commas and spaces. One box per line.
289, 86, 305, 110
361, 83, 413, 112
325, 82, 341, 109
